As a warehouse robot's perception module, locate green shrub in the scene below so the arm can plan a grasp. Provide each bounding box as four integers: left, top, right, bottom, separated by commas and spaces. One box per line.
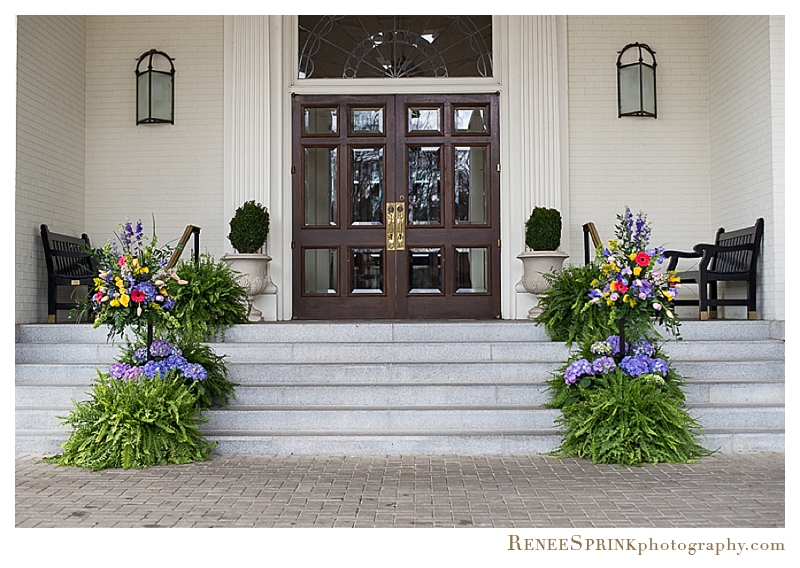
525, 207, 562, 250
168, 254, 249, 342
44, 372, 214, 470
534, 263, 614, 344
228, 200, 270, 254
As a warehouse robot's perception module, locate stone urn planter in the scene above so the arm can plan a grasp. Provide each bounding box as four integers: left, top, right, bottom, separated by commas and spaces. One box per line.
221, 253, 276, 322
517, 250, 569, 319
225, 200, 272, 322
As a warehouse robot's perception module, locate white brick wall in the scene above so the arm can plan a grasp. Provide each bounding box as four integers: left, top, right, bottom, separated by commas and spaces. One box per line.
84, 16, 225, 268
16, 16, 86, 324
707, 15, 783, 320
566, 16, 711, 263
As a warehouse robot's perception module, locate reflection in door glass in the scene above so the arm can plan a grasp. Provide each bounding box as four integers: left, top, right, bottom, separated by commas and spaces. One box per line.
304, 107, 338, 134
351, 148, 384, 225
408, 248, 442, 293
454, 146, 487, 225
304, 248, 338, 294
304, 147, 338, 226
455, 247, 488, 293
454, 106, 487, 132
351, 248, 384, 293
351, 108, 384, 133
407, 146, 441, 225
408, 107, 441, 132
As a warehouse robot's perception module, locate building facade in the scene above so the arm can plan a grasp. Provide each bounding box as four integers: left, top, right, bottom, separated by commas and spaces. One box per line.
15, 15, 785, 324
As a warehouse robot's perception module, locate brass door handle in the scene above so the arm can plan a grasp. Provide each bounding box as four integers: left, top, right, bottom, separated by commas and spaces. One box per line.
386, 202, 405, 250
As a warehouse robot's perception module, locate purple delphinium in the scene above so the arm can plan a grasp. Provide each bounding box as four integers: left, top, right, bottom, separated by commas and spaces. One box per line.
565, 358, 594, 385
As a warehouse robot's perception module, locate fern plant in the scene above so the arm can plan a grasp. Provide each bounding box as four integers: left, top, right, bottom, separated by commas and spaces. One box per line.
44, 372, 214, 470
166, 254, 249, 342
552, 368, 710, 466
534, 263, 614, 344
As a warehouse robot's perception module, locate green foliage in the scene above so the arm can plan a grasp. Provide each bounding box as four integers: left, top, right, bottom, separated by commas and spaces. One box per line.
228, 200, 270, 253
534, 263, 615, 344
167, 254, 250, 342
525, 207, 562, 251
550, 368, 711, 466
43, 372, 214, 470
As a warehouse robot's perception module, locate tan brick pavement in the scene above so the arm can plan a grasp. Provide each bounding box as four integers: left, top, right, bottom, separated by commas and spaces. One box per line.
15, 452, 784, 528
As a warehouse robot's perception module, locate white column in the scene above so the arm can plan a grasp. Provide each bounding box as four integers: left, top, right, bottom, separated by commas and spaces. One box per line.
224, 15, 283, 319
504, 15, 569, 318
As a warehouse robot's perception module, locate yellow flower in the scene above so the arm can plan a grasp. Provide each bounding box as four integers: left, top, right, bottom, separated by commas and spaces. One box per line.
140, 266, 149, 274
633, 266, 642, 276
120, 294, 130, 307
110, 298, 120, 307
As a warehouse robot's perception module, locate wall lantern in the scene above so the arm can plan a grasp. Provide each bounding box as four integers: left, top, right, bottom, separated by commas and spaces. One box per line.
136, 49, 175, 125
616, 42, 657, 118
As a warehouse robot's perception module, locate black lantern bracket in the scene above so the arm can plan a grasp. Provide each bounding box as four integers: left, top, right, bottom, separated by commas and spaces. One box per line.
616, 42, 657, 118
136, 49, 175, 125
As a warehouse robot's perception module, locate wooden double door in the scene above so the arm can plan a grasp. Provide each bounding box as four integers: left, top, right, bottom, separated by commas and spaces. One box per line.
292, 94, 501, 319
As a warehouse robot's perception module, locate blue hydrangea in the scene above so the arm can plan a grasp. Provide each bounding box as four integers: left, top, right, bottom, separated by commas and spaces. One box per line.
183, 363, 208, 381
649, 357, 669, 376
591, 356, 617, 375
630, 338, 655, 357
565, 358, 594, 385
619, 355, 651, 377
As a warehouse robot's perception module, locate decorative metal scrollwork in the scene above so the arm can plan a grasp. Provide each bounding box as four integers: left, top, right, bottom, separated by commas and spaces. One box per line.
298, 15, 493, 79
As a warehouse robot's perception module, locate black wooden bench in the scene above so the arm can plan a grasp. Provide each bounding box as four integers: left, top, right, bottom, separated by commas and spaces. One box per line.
40, 224, 99, 323
664, 218, 764, 320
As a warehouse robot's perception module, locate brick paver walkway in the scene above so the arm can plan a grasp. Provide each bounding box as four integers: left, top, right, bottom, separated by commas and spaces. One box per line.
15, 452, 784, 528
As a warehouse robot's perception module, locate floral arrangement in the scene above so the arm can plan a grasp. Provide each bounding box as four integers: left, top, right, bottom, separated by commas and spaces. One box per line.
587, 208, 681, 338
541, 207, 709, 466
85, 219, 187, 339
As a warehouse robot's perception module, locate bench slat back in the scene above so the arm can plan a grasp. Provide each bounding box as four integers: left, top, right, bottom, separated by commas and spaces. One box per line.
710, 220, 763, 275
41, 226, 96, 280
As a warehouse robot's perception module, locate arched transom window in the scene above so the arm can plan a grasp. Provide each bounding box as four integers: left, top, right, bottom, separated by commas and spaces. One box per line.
298, 15, 493, 79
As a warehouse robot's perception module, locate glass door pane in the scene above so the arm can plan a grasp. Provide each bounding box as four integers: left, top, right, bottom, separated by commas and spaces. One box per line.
351, 248, 385, 293
408, 248, 442, 293
350, 147, 384, 225
454, 146, 487, 225
407, 146, 441, 225
304, 248, 339, 294
304, 147, 338, 226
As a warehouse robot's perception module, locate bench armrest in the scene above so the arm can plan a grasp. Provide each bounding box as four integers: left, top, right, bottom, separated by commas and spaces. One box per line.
663, 249, 702, 271
693, 242, 758, 272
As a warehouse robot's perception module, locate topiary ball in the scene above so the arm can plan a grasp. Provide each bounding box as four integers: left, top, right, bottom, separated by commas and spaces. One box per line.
228, 200, 270, 254
525, 207, 562, 250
